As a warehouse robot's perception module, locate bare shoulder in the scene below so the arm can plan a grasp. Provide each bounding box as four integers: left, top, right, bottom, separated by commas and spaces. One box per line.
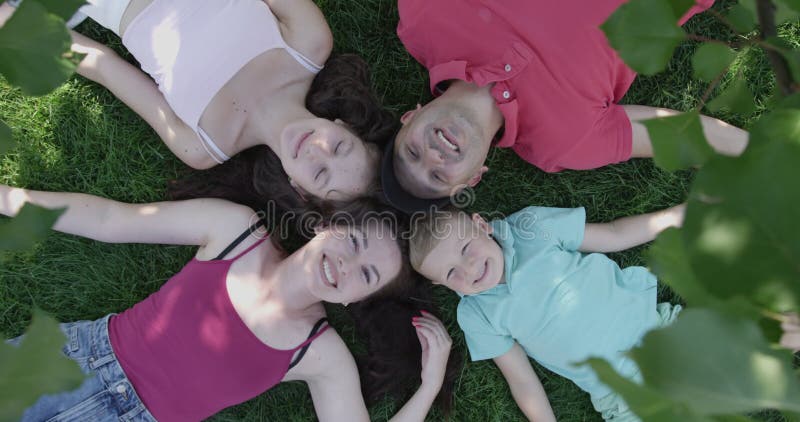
264, 0, 333, 67
284, 326, 357, 381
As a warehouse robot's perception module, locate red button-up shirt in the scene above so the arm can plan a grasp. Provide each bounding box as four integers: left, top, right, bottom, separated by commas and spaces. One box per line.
397, 0, 714, 172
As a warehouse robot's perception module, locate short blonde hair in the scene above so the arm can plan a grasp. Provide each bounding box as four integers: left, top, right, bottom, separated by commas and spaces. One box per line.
409, 210, 474, 272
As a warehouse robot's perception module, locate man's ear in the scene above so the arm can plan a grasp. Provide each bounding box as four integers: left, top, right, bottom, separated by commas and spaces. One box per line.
471, 213, 492, 235
400, 104, 423, 124
467, 166, 489, 187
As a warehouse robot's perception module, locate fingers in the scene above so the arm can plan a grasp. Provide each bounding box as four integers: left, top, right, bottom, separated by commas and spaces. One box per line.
779, 331, 800, 353
412, 311, 452, 349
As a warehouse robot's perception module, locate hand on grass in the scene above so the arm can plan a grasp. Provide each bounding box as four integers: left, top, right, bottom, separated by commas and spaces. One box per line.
413, 311, 452, 394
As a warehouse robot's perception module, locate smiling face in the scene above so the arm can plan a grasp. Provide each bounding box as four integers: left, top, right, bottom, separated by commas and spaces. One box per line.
300, 220, 403, 304
279, 118, 380, 201
415, 213, 504, 295
392, 101, 490, 199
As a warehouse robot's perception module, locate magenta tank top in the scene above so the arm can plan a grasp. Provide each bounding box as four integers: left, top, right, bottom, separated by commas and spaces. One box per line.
108, 236, 329, 421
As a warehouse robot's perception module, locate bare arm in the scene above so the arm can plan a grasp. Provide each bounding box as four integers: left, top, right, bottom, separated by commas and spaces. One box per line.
264, 0, 332, 66
624, 105, 748, 158
494, 343, 556, 422
68, 31, 214, 169
297, 314, 451, 421
0, 184, 254, 251
579, 203, 686, 253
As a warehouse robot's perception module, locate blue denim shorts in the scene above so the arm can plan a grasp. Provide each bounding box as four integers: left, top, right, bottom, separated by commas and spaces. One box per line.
10, 315, 157, 422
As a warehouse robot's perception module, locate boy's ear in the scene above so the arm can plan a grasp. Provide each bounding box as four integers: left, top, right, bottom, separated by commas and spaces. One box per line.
471, 213, 492, 235
312, 223, 327, 235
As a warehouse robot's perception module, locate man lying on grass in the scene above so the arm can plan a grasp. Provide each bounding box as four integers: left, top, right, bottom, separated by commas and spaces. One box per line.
408, 205, 799, 421
381, 0, 748, 213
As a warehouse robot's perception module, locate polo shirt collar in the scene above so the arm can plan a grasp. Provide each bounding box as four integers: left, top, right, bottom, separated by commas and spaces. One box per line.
428, 60, 469, 95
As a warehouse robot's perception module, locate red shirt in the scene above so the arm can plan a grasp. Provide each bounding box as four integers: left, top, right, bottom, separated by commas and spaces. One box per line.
397, 0, 714, 172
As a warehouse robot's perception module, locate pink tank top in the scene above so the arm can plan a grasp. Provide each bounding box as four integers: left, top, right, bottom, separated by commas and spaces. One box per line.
108, 237, 329, 421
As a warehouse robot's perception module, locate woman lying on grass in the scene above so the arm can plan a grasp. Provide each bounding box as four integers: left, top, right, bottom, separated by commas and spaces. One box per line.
0, 184, 452, 421
409, 204, 799, 421
0, 0, 395, 210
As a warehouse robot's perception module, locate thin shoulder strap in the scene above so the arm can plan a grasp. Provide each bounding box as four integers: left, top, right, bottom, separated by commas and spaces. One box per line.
213, 219, 267, 261
288, 318, 330, 370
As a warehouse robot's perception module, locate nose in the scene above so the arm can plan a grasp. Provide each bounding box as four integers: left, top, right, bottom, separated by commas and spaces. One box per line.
337, 255, 351, 278
424, 145, 445, 166
305, 135, 335, 158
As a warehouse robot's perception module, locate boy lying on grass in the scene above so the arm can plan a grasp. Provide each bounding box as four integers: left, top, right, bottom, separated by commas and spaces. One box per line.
409, 203, 689, 421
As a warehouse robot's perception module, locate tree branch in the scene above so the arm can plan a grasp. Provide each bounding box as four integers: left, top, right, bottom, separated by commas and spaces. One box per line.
757, 0, 796, 95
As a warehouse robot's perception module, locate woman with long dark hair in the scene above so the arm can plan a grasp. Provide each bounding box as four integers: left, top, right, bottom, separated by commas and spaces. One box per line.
1, 183, 452, 421
0, 0, 396, 208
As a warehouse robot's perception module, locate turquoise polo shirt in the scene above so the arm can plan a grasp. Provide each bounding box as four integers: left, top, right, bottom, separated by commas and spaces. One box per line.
456, 206, 672, 405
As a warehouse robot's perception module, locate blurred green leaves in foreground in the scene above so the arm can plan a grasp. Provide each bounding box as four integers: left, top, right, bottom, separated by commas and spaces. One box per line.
0, 1, 85, 419
600, 0, 800, 419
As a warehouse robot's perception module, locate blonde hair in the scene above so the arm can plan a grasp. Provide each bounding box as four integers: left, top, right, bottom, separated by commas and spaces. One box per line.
409, 210, 475, 272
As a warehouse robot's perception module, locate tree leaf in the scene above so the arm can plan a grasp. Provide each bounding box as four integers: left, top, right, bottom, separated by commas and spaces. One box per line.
0, 119, 14, 155
36, 0, 86, 22
583, 358, 712, 422
0, 0, 76, 96
682, 110, 800, 312
0, 310, 85, 421
706, 77, 756, 115
666, 0, 696, 19
0, 203, 65, 251
632, 309, 800, 414
641, 110, 714, 171
648, 228, 716, 305
739, 0, 800, 25
692, 43, 736, 81
601, 0, 687, 75
726, 4, 757, 33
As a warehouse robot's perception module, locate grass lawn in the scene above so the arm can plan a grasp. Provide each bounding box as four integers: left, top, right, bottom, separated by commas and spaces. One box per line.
0, 0, 794, 420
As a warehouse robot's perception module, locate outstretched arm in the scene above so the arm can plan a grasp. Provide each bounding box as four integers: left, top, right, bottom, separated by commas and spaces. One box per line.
263, 0, 332, 66
624, 105, 748, 158
579, 203, 686, 253
297, 313, 452, 422
494, 343, 556, 422
0, 184, 254, 249
68, 31, 213, 169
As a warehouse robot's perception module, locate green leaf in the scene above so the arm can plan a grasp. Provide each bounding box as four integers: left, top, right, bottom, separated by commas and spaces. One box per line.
739, 0, 800, 25
642, 111, 714, 171
726, 4, 757, 33
0, 203, 65, 251
706, 77, 756, 115
666, 0, 696, 19
681, 109, 800, 312
632, 309, 800, 414
648, 228, 716, 305
584, 358, 711, 422
36, 0, 86, 22
692, 43, 736, 81
767, 37, 800, 85
0, 310, 85, 421
0, 0, 77, 96
601, 0, 687, 75
0, 119, 14, 155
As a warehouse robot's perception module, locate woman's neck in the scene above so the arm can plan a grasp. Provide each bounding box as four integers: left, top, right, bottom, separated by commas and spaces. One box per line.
256, 248, 323, 316
243, 101, 316, 157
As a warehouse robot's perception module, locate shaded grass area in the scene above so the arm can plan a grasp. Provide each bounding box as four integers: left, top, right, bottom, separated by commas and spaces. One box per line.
0, 0, 793, 421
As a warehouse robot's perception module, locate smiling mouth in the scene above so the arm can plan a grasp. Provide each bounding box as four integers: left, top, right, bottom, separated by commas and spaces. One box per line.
294, 131, 314, 159
473, 259, 488, 284
321, 254, 338, 288
435, 129, 460, 153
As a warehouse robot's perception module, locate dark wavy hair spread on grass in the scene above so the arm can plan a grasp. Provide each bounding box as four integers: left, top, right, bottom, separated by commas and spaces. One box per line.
168, 53, 398, 215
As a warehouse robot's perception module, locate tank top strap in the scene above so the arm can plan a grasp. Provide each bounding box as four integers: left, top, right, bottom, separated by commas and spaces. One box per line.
288, 318, 330, 369
214, 219, 268, 261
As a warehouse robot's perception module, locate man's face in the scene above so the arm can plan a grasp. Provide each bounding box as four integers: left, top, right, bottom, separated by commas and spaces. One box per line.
393, 100, 491, 199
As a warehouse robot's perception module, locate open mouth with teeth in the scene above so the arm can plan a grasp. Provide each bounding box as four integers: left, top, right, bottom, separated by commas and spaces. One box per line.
321, 254, 338, 288
435, 129, 460, 153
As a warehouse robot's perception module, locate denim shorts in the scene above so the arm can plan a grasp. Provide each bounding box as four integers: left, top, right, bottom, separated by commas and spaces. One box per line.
10, 315, 157, 422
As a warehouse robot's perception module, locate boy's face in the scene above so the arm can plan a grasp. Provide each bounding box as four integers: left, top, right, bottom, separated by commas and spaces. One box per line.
418, 214, 505, 295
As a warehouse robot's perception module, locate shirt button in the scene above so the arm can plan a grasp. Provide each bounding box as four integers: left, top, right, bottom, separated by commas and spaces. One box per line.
504, 64, 512, 72
116, 384, 127, 394
502, 90, 511, 99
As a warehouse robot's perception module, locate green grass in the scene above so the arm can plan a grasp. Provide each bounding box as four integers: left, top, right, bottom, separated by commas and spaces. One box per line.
0, 0, 793, 421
